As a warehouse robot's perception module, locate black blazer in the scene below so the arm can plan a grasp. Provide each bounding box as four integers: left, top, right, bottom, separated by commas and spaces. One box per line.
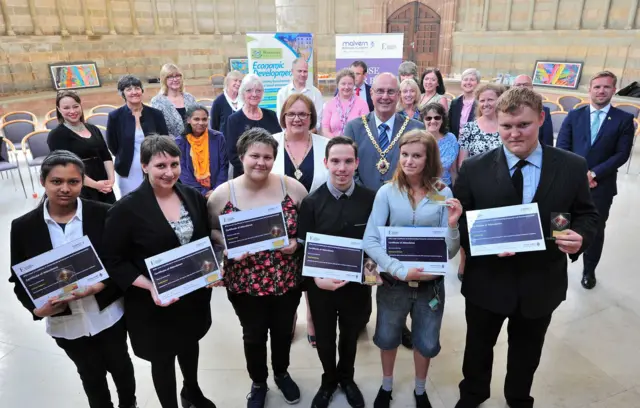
334, 83, 374, 112
106, 104, 169, 177
453, 146, 599, 318
101, 179, 212, 360
449, 95, 476, 139
9, 199, 121, 321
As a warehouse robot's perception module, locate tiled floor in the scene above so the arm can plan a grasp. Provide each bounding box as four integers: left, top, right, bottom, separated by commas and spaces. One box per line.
0, 152, 639, 408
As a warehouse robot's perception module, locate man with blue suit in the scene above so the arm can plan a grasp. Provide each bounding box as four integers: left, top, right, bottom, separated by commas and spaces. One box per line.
334, 61, 374, 112
513, 75, 554, 146
556, 71, 635, 289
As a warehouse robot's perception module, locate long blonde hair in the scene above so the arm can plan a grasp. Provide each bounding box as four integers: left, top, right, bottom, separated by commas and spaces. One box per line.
159, 63, 184, 95
396, 78, 421, 113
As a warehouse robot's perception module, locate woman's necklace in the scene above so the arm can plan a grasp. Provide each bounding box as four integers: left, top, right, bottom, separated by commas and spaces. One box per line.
285, 132, 312, 180
64, 121, 87, 133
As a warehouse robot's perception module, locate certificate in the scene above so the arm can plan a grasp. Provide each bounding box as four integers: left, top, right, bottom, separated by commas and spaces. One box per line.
12, 236, 108, 308
378, 227, 448, 275
467, 203, 546, 256
145, 237, 220, 304
303, 233, 363, 283
219, 204, 289, 259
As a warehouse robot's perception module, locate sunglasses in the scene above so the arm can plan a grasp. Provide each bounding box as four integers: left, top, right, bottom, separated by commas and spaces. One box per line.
425, 115, 442, 121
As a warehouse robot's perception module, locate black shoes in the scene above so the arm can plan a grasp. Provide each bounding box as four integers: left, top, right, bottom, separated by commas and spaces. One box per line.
274, 372, 301, 404
414, 391, 432, 408
581, 271, 596, 289
340, 381, 365, 408
180, 386, 216, 408
402, 324, 413, 349
373, 387, 393, 408
246, 382, 268, 408
311, 386, 335, 408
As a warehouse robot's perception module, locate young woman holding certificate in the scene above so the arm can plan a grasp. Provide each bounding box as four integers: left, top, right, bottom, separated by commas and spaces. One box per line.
101, 136, 216, 408
363, 129, 463, 408
9, 150, 137, 408
207, 128, 308, 408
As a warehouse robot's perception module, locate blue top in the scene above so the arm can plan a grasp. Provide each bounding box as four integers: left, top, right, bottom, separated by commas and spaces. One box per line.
284, 146, 314, 192
175, 129, 229, 195
438, 132, 460, 186
399, 109, 421, 121
503, 143, 542, 204
363, 182, 461, 280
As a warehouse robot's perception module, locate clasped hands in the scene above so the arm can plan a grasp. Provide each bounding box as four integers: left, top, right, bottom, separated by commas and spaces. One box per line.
33, 282, 106, 318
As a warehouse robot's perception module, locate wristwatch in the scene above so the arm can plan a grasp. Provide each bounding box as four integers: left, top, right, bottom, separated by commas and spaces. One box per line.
589, 171, 596, 180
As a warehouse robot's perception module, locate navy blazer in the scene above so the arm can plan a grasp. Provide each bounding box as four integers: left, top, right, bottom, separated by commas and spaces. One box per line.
448, 95, 476, 139
209, 93, 234, 132
106, 104, 169, 177
334, 83, 374, 112
539, 106, 554, 146
556, 105, 634, 198
175, 129, 229, 195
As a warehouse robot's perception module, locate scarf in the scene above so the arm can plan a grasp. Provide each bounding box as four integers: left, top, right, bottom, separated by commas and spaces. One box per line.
335, 95, 356, 135
186, 130, 211, 188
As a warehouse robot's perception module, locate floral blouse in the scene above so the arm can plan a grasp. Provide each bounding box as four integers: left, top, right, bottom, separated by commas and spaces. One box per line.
459, 120, 502, 157
438, 133, 460, 186
221, 196, 301, 296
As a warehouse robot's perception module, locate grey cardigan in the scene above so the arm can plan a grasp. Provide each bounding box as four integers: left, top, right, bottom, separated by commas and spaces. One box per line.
150, 92, 198, 137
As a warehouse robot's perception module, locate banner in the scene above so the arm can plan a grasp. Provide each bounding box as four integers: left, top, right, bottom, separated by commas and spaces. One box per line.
247, 32, 314, 110
335, 34, 404, 85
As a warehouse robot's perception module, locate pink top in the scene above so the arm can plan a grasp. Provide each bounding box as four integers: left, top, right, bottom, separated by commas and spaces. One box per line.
322, 96, 370, 138
460, 98, 474, 133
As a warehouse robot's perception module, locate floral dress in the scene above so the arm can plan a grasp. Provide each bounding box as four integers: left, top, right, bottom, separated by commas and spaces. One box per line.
459, 120, 502, 157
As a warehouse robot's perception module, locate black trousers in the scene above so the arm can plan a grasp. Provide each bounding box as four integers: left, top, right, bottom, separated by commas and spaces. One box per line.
307, 282, 370, 388
456, 301, 552, 408
583, 193, 613, 276
228, 288, 302, 383
54, 318, 136, 408
150, 343, 202, 408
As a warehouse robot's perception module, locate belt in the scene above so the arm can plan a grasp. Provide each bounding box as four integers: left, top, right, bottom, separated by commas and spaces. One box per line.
380, 272, 443, 288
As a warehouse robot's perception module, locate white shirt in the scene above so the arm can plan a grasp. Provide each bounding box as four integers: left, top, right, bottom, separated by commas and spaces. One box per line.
374, 113, 396, 137
590, 103, 611, 134
355, 83, 367, 104
224, 90, 242, 112
276, 82, 324, 130
43, 199, 124, 340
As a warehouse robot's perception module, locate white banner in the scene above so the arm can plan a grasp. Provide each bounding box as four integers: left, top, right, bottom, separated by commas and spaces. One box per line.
335, 33, 404, 85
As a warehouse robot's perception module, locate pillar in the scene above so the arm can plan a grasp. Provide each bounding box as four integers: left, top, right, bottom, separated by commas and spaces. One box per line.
274, 0, 318, 33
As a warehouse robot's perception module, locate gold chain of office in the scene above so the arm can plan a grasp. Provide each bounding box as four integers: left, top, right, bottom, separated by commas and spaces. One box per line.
361, 115, 411, 174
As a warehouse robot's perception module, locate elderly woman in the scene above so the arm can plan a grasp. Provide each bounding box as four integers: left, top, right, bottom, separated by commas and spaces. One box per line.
397, 61, 419, 85
175, 105, 228, 199
418, 68, 448, 111
225, 74, 281, 178
151, 63, 198, 138
321, 68, 369, 138
208, 128, 308, 407
106, 75, 168, 197
449, 68, 480, 139
420, 102, 459, 187
210, 70, 244, 132
397, 78, 422, 121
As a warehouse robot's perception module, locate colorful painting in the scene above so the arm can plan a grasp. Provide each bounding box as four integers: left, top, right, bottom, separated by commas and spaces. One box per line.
228, 57, 249, 74
49, 62, 101, 90
532, 61, 583, 89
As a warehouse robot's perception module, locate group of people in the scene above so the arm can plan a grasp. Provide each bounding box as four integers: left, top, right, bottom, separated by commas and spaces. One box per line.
7, 56, 634, 408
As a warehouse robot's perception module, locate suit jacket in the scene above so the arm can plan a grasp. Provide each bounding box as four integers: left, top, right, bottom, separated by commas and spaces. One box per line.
101, 180, 212, 360
449, 95, 476, 139
335, 83, 374, 112
453, 146, 599, 318
9, 199, 121, 321
539, 106, 554, 146
556, 105, 634, 198
106, 104, 169, 177
175, 129, 229, 195
272, 131, 329, 193
344, 112, 424, 191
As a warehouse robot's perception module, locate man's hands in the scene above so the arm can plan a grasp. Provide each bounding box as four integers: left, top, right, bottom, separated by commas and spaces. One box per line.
555, 229, 583, 255
587, 171, 597, 189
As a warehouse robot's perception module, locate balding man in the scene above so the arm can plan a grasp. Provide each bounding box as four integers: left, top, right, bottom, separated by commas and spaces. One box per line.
513, 75, 554, 146
276, 58, 324, 130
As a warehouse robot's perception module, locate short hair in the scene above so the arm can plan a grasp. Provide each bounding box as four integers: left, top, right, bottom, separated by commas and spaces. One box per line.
279, 93, 317, 130
419, 102, 449, 134
398, 61, 418, 78
350, 60, 368, 73
419, 68, 446, 95
590, 70, 617, 87
140, 135, 181, 166
236, 127, 279, 159
55, 90, 85, 124
396, 78, 421, 113
183, 104, 210, 136
496, 87, 543, 115
117, 75, 144, 100
461, 68, 481, 83
224, 70, 244, 89
335, 68, 356, 87
474, 83, 506, 117
391, 129, 443, 199
238, 74, 264, 105
292, 58, 307, 69
40, 150, 85, 183
159, 63, 184, 95
325, 136, 358, 160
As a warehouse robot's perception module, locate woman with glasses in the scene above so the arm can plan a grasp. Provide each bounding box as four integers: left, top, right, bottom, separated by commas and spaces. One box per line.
151, 64, 198, 138
418, 68, 448, 111
226, 74, 281, 178
420, 102, 459, 187
397, 78, 422, 121
321, 68, 369, 138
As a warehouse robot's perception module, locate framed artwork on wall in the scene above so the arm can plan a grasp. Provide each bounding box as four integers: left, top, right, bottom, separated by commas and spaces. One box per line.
532, 61, 583, 89
49, 62, 101, 91
228, 57, 249, 74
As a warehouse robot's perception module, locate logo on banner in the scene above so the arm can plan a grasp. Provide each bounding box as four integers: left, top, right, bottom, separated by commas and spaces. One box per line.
341, 40, 375, 50
382, 43, 398, 50
251, 48, 283, 60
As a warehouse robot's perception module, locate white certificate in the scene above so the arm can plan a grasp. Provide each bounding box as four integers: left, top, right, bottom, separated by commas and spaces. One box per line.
145, 237, 220, 304
467, 203, 546, 256
303, 233, 364, 283
378, 227, 449, 275
12, 236, 108, 308
219, 204, 289, 259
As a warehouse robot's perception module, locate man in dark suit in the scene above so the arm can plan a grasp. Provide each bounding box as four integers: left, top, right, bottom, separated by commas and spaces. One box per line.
556, 70, 635, 289
335, 61, 374, 112
513, 75, 554, 146
453, 87, 598, 408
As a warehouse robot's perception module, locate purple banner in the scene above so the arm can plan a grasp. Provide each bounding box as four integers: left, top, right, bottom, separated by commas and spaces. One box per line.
336, 58, 404, 86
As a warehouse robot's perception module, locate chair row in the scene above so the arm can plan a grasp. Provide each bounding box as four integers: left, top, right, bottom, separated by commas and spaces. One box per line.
542, 99, 640, 117
0, 120, 107, 152
0, 128, 52, 198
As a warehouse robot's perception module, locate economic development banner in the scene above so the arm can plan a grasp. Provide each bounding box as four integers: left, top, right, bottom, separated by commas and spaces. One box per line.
335, 33, 404, 85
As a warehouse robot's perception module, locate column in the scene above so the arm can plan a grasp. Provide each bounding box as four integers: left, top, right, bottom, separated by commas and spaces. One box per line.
129, 0, 139, 34
577, 0, 586, 29
438, 0, 456, 75
212, 0, 220, 34
0, 0, 14, 35
274, 0, 318, 33
255, 0, 260, 30
600, 0, 612, 29
551, 0, 559, 29
626, 0, 639, 29
234, 0, 240, 34
482, 0, 490, 30
191, 0, 199, 34
27, 0, 42, 34
527, 0, 535, 29
106, 0, 117, 34
151, 0, 160, 34
504, 0, 512, 31
80, 0, 94, 35
170, 0, 179, 34
56, 0, 70, 36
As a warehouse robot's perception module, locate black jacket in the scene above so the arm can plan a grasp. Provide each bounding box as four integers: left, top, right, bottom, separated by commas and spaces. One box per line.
448, 95, 476, 139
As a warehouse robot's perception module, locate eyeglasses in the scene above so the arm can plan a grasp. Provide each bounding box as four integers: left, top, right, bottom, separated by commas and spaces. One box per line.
373, 88, 398, 96
425, 115, 442, 121
285, 112, 310, 120
167, 75, 182, 81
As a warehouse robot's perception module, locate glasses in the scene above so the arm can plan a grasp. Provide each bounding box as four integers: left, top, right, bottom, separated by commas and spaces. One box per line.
373, 88, 398, 96
285, 112, 310, 120
425, 115, 442, 122
167, 75, 182, 81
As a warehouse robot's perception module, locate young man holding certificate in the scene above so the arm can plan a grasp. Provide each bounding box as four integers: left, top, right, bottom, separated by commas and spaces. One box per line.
297, 137, 376, 408
453, 87, 599, 408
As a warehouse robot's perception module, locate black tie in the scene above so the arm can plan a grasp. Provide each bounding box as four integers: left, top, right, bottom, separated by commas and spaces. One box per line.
339, 194, 348, 200
512, 159, 528, 202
